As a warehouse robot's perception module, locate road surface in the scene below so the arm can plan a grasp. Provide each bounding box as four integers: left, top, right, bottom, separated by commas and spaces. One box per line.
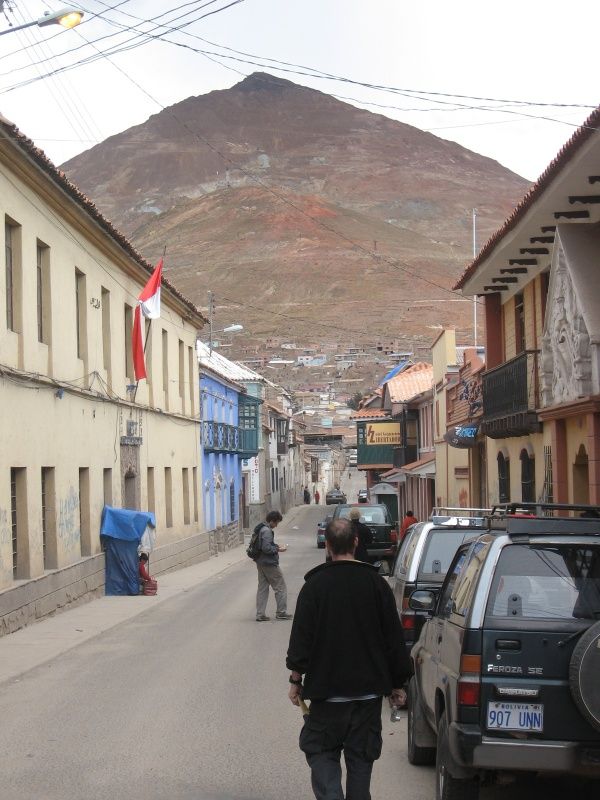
0, 504, 590, 799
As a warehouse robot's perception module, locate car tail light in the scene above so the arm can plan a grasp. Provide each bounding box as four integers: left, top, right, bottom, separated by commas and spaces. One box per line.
458, 654, 481, 707
400, 611, 415, 630
457, 679, 480, 707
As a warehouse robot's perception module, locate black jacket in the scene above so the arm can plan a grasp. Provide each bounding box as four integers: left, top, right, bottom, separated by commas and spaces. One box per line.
286, 560, 410, 700
352, 520, 373, 562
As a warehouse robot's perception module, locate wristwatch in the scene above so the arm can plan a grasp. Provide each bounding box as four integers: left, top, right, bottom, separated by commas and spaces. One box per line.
289, 675, 303, 686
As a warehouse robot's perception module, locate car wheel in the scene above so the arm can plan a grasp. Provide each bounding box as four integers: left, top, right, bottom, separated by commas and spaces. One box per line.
569, 620, 600, 732
436, 712, 479, 800
407, 679, 435, 765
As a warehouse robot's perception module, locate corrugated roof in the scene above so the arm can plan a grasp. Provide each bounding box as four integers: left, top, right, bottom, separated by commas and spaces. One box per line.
387, 362, 433, 403
197, 342, 264, 385
0, 118, 205, 323
454, 105, 600, 291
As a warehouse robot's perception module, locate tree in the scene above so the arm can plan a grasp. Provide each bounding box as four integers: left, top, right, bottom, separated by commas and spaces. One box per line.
347, 391, 363, 410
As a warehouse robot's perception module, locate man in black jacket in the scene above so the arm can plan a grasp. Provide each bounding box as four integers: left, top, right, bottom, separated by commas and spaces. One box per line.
286, 518, 410, 800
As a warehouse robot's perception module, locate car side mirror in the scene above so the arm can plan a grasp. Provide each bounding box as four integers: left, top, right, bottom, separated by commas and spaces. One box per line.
374, 560, 390, 576
409, 589, 438, 612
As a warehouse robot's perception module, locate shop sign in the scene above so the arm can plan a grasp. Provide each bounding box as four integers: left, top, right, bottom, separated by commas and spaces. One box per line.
365, 422, 401, 446
444, 424, 479, 448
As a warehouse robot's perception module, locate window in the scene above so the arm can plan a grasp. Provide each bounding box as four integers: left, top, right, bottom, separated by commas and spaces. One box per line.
162, 330, 169, 401
41, 467, 56, 570
192, 466, 199, 522
101, 287, 111, 375
514, 292, 525, 354
487, 545, 600, 621
75, 269, 87, 360
182, 467, 190, 525
418, 530, 474, 580
79, 468, 90, 556
497, 452, 510, 503
103, 468, 113, 506
179, 339, 185, 401
124, 304, 134, 382
229, 481, 236, 522
11, 467, 27, 579
540, 271, 550, 325
520, 450, 535, 503
36, 242, 50, 344
11, 468, 18, 576
5, 219, 19, 332
188, 346, 195, 415
543, 445, 554, 503
165, 467, 173, 527
147, 467, 155, 513
438, 549, 469, 619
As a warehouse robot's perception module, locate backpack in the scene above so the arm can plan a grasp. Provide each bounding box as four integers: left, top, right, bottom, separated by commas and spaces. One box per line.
247, 522, 265, 560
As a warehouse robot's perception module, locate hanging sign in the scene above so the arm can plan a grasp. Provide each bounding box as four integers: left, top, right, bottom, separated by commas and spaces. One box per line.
444, 424, 479, 449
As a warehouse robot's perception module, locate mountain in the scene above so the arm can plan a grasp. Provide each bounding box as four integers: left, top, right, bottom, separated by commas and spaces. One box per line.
62, 72, 530, 385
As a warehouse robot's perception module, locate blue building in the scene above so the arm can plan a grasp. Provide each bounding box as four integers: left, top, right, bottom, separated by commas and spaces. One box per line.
197, 344, 260, 540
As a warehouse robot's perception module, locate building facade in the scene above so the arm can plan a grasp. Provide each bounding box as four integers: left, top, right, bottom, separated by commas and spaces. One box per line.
197, 343, 261, 553
456, 107, 600, 509
0, 118, 206, 633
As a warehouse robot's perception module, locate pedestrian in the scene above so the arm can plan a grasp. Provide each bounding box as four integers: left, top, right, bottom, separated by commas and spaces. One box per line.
287, 518, 410, 800
349, 508, 373, 563
304, 486, 311, 505
400, 509, 418, 541
255, 510, 293, 622
314, 489, 320, 505
138, 553, 157, 595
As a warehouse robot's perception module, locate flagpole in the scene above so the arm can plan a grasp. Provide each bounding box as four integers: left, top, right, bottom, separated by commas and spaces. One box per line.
132, 246, 166, 403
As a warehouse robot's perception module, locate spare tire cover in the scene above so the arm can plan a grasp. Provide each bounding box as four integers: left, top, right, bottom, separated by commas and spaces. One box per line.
569, 620, 600, 732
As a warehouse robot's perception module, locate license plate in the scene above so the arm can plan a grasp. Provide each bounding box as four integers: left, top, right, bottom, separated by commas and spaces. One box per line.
487, 701, 543, 731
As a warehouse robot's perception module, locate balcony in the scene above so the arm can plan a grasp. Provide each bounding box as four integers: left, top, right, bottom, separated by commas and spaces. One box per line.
277, 440, 289, 455
393, 445, 418, 468
481, 351, 542, 439
202, 421, 260, 458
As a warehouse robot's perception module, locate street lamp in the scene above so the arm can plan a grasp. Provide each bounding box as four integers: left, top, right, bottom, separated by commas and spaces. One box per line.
0, 7, 84, 36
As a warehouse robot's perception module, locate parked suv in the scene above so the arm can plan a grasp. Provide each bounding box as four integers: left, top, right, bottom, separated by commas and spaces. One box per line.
408, 503, 600, 799
331, 503, 397, 562
388, 513, 487, 654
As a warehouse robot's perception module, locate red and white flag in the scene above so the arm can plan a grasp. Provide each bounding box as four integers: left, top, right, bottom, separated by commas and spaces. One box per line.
132, 258, 163, 381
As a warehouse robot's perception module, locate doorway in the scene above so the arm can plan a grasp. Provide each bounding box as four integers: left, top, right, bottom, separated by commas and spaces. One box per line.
573, 444, 589, 505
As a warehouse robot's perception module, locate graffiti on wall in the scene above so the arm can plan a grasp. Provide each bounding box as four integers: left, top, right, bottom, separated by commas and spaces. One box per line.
58, 486, 80, 552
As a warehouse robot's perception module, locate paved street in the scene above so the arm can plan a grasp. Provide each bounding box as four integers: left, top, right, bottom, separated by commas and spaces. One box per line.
0, 503, 590, 800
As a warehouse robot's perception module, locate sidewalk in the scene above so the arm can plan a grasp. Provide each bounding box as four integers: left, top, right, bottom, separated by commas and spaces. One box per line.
0, 545, 249, 687
0, 505, 306, 687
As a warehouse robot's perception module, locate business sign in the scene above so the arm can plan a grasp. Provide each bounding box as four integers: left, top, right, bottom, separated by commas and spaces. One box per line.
444, 424, 479, 449
242, 456, 261, 502
365, 422, 401, 446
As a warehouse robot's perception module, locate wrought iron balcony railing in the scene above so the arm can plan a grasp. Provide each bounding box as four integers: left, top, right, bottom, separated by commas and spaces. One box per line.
481, 351, 541, 438
202, 421, 260, 457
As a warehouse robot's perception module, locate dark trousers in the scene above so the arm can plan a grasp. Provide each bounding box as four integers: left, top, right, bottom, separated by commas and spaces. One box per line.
299, 697, 383, 800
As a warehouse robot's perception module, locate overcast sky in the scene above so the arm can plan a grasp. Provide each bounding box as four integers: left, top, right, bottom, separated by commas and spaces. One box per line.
0, 0, 597, 181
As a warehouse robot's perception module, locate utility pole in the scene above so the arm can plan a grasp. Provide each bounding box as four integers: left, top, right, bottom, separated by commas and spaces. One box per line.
208, 290, 214, 355
472, 208, 478, 348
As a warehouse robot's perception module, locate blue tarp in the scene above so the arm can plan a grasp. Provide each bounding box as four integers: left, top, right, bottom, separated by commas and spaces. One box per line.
100, 507, 156, 596
100, 506, 156, 541
378, 359, 410, 387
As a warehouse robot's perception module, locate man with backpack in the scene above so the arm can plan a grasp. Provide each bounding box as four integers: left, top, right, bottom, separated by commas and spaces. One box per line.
250, 510, 292, 622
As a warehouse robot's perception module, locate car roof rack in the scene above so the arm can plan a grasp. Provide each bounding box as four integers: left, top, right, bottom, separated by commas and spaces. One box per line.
487, 501, 600, 536
432, 506, 492, 517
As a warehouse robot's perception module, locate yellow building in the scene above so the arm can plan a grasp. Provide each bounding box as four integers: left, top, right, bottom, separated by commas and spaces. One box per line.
455, 107, 600, 508
0, 117, 206, 633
